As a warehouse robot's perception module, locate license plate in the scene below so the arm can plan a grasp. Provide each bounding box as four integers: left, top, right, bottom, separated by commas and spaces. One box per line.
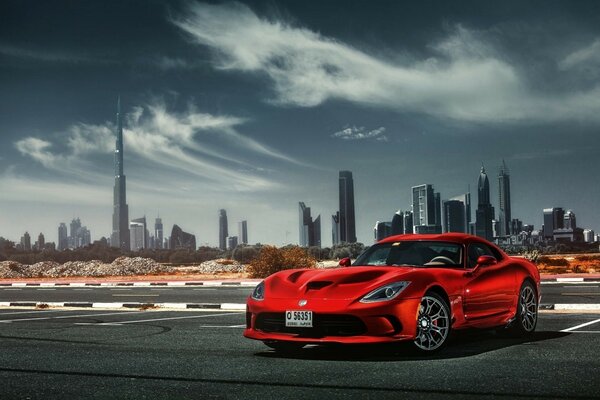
285, 310, 313, 327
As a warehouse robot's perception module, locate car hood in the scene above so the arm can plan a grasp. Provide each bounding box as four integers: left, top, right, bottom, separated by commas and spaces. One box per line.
265, 266, 416, 300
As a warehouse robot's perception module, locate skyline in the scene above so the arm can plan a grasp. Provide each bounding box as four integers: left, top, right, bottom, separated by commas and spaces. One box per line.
2, 1, 600, 246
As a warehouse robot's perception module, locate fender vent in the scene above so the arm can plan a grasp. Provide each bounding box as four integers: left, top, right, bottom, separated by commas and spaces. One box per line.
306, 281, 333, 290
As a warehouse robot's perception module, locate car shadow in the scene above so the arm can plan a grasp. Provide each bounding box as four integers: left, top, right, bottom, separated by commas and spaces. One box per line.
255, 330, 570, 361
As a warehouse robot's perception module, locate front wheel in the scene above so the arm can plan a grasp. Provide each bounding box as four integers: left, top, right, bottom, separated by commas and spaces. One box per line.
412, 292, 451, 353
512, 281, 538, 336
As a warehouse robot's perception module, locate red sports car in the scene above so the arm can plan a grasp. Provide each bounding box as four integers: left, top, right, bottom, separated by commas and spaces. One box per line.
244, 233, 540, 353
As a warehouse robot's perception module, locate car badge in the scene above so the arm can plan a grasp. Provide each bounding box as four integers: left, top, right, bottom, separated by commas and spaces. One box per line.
298, 299, 308, 307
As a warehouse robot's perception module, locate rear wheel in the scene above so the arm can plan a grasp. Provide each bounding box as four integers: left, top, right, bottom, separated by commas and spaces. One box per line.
512, 281, 538, 336
412, 292, 451, 353
263, 341, 305, 353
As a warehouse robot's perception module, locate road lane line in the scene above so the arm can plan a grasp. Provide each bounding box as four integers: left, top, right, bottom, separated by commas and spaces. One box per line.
0, 310, 73, 316
3, 289, 22, 291
561, 293, 600, 296
112, 294, 159, 297
91, 312, 242, 325
192, 288, 217, 291
560, 318, 600, 332
0, 311, 147, 323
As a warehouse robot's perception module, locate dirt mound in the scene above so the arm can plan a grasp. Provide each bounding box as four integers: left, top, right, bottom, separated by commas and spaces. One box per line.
0, 257, 173, 278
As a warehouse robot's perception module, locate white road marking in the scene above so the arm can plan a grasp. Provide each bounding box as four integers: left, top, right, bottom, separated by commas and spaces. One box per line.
111, 294, 159, 297
150, 289, 172, 291
36, 289, 56, 291
110, 288, 132, 291
86, 312, 243, 326
3, 289, 22, 291
73, 289, 93, 291
0, 309, 72, 316
0, 311, 147, 323
560, 318, 600, 332
192, 288, 217, 291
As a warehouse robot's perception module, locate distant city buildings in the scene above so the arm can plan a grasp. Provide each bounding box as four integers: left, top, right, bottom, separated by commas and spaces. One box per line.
219, 209, 228, 250
170, 224, 196, 250
227, 236, 238, 250
20, 232, 31, 251
442, 199, 466, 233
67, 218, 90, 248
543, 207, 564, 239
299, 202, 321, 247
374, 221, 392, 242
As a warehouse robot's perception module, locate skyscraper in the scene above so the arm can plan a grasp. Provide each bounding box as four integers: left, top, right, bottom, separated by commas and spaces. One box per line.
170, 224, 196, 250
129, 221, 145, 251
111, 96, 130, 251
219, 209, 228, 250
543, 207, 564, 239
155, 217, 163, 249
412, 184, 442, 234
391, 211, 404, 235
58, 223, 68, 251
238, 220, 248, 245
21, 232, 31, 251
442, 200, 466, 233
498, 160, 511, 236
131, 216, 148, 249
449, 192, 471, 233
299, 202, 321, 247
475, 166, 495, 241
338, 171, 356, 243
331, 212, 340, 245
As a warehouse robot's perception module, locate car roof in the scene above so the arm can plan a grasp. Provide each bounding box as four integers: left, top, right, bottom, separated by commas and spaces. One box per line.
378, 233, 488, 245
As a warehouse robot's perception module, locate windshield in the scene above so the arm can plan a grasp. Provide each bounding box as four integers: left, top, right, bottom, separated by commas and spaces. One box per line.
353, 241, 463, 268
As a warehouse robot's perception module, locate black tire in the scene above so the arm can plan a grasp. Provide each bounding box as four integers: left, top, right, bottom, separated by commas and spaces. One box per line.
511, 280, 538, 336
412, 291, 451, 353
263, 341, 305, 353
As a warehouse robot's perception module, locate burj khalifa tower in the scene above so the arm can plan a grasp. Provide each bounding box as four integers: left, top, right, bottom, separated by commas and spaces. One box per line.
111, 96, 130, 250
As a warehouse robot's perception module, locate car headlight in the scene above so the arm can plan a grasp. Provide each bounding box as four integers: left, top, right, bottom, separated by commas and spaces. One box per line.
251, 281, 265, 301
359, 281, 410, 303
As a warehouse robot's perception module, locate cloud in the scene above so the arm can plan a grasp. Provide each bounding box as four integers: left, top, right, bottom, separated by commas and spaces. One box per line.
559, 39, 600, 70
14, 137, 63, 168
331, 126, 388, 142
173, 2, 600, 124
14, 99, 301, 191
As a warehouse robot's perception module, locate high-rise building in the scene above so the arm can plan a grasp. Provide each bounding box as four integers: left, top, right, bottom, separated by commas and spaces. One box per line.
111, 96, 130, 251
374, 221, 392, 242
475, 166, 495, 241
338, 171, 356, 243
564, 210, 576, 229
238, 220, 248, 245
130, 221, 145, 251
449, 193, 471, 233
58, 223, 68, 251
412, 184, 442, 234
583, 229, 595, 243
37, 233, 45, 249
299, 202, 321, 247
21, 232, 31, 251
543, 207, 564, 239
227, 236, 239, 250
498, 160, 512, 236
218, 209, 228, 250
391, 211, 404, 235
442, 200, 466, 233
131, 216, 148, 249
170, 224, 196, 250
403, 211, 414, 234
331, 212, 340, 245
155, 217, 163, 249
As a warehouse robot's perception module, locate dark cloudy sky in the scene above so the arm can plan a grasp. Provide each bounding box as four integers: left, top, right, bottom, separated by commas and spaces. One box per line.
1, 0, 600, 247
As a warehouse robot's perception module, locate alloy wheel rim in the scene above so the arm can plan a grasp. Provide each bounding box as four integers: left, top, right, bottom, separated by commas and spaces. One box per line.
519, 285, 537, 332
414, 295, 450, 351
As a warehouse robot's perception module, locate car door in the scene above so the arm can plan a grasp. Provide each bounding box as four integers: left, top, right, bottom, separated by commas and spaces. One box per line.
462, 242, 515, 321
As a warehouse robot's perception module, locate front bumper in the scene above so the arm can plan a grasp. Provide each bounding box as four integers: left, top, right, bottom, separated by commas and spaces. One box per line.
244, 297, 421, 344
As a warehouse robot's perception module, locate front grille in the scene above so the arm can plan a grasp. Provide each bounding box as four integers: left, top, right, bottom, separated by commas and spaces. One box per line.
255, 313, 367, 337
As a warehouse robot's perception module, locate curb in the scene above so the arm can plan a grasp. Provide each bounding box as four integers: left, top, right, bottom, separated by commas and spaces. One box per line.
541, 278, 600, 284
0, 281, 259, 288
540, 303, 600, 311
0, 301, 247, 311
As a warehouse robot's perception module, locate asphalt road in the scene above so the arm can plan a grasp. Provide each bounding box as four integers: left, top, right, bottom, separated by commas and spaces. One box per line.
0, 309, 599, 399
1, 283, 599, 305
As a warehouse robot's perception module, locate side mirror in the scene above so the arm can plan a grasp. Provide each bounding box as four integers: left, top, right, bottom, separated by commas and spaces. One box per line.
339, 257, 351, 267
476, 255, 497, 267
465, 255, 496, 277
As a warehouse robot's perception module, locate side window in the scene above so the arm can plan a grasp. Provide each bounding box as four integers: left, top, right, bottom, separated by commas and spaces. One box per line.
467, 243, 496, 268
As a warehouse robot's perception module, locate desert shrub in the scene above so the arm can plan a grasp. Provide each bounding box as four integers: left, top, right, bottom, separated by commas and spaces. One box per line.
247, 245, 316, 278
537, 256, 569, 266
232, 245, 260, 263
168, 250, 195, 264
